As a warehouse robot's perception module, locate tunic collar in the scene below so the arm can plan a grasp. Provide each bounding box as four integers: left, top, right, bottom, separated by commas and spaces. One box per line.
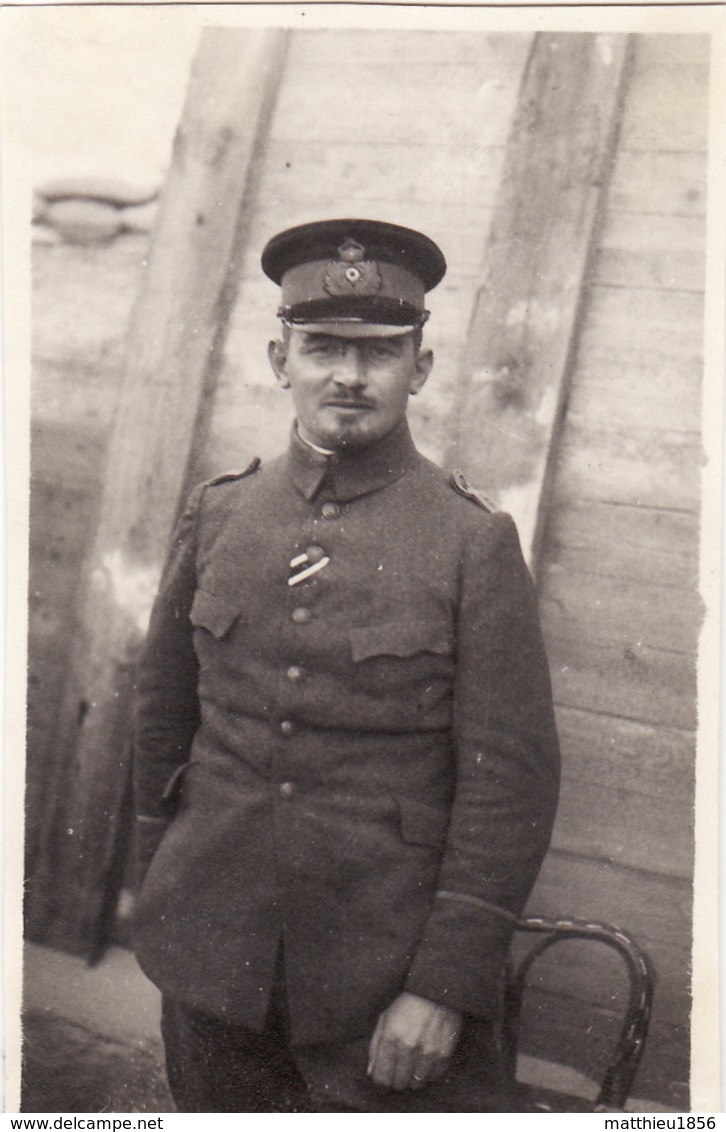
286, 419, 420, 502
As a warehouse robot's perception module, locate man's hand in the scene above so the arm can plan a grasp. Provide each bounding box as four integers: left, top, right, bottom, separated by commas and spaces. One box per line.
367, 992, 464, 1091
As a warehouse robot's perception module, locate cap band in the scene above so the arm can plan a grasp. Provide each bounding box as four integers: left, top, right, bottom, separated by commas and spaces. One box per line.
282, 259, 424, 307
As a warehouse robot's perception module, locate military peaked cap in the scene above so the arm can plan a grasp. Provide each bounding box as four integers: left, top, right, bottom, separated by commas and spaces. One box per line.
261, 219, 447, 337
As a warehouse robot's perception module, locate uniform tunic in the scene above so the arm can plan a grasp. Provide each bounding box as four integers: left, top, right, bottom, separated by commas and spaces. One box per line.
133, 420, 560, 1050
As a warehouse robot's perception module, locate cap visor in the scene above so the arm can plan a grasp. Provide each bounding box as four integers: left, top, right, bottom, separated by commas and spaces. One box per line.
283, 321, 415, 338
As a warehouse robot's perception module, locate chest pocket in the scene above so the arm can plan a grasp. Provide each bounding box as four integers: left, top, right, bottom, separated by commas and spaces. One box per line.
349, 620, 453, 662
190, 589, 240, 640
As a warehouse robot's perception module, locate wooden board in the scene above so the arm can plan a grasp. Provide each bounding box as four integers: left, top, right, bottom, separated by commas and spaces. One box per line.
545, 500, 699, 589
30, 419, 107, 493
539, 569, 701, 656
552, 781, 693, 880
26, 28, 289, 953
607, 150, 707, 218
271, 32, 531, 148
565, 349, 702, 435
553, 419, 702, 514
575, 284, 704, 357
620, 34, 709, 153
252, 138, 505, 216
554, 706, 695, 800
452, 32, 631, 565
32, 239, 146, 367
529, 850, 692, 981
595, 213, 706, 293
544, 634, 697, 733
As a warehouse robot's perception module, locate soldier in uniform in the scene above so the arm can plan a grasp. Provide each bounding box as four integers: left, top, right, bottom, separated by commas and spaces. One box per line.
132, 219, 560, 1112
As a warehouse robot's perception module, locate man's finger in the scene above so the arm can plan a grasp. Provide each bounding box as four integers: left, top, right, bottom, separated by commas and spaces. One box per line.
367, 1017, 383, 1076
390, 1042, 417, 1092
409, 1051, 438, 1090
369, 1035, 398, 1090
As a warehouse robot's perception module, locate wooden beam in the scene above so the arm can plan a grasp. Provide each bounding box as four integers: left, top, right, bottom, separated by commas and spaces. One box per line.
26, 28, 288, 954
450, 33, 632, 569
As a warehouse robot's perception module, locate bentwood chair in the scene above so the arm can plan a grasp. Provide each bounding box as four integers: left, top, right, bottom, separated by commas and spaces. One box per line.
503, 916, 655, 1112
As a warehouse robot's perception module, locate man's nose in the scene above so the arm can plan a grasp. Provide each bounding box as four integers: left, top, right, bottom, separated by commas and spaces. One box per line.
332, 345, 367, 386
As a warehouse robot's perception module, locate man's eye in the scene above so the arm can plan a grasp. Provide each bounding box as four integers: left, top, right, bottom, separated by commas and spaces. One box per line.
367, 344, 396, 361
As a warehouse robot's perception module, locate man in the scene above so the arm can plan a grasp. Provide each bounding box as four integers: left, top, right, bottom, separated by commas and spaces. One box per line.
133, 219, 560, 1112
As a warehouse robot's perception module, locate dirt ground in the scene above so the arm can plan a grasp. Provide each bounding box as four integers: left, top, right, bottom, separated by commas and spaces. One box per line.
21, 1011, 173, 1114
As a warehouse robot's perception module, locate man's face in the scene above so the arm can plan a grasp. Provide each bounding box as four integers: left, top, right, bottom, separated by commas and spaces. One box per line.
268, 330, 433, 451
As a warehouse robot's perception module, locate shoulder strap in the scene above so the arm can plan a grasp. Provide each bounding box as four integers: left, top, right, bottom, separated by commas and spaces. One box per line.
449, 469, 498, 514
207, 456, 261, 487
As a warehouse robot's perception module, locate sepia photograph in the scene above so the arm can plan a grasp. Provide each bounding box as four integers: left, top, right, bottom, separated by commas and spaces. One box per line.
1, 3, 722, 1116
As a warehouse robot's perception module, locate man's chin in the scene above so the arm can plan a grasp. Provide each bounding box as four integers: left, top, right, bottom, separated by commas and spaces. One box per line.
316, 419, 377, 451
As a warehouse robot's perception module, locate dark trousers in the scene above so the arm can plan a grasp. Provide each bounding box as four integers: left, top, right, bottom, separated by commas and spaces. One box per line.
161, 991, 509, 1113
161, 994, 312, 1112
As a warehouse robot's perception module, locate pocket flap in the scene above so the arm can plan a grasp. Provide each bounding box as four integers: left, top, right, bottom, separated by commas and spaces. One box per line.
189, 589, 239, 639
395, 794, 450, 847
350, 620, 452, 662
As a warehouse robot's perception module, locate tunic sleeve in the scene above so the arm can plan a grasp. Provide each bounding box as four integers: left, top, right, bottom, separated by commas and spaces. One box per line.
404, 510, 560, 1020
133, 484, 204, 881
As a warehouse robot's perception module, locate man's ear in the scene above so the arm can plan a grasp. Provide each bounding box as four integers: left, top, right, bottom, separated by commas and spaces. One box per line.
268, 339, 290, 389
409, 348, 433, 396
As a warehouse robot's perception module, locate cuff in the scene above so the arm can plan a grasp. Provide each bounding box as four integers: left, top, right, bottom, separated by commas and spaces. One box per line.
404, 892, 517, 1021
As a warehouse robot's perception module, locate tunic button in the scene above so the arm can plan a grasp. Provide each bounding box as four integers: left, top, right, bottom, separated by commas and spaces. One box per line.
287, 665, 303, 682
305, 545, 325, 564
321, 502, 341, 520
280, 719, 295, 737
279, 781, 295, 798
292, 607, 311, 624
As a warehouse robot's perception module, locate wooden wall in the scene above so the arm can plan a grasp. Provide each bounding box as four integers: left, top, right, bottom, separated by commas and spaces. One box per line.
27, 238, 149, 886
27, 29, 708, 1109
525, 34, 707, 1109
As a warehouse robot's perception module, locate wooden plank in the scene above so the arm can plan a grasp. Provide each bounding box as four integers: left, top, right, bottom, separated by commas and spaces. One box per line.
544, 633, 698, 732
576, 284, 704, 356
271, 32, 531, 148
539, 569, 701, 656
31, 420, 107, 494
451, 33, 632, 565
26, 475, 102, 898
553, 418, 701, 513
545, 500, 699, 589
530, 850, 692, 975
554, 706, 695, 800
273, 28, 532, 66
253, 138, 506, 213
620, 35, 709, 153
552, 780, 693, 879
608, 150, 707, 218
631, 31, 709, 71
31, 355, 125, 428
595, 213, 705, 293
26, 28, 289, 953
566, 349, 702, 435
32, 239, 147, 365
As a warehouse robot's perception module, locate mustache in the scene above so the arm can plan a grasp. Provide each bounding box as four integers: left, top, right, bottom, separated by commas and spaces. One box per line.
325, 395, 376, 408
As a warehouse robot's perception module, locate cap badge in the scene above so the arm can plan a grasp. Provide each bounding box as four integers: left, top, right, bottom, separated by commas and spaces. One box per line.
324, 238, 382, 297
